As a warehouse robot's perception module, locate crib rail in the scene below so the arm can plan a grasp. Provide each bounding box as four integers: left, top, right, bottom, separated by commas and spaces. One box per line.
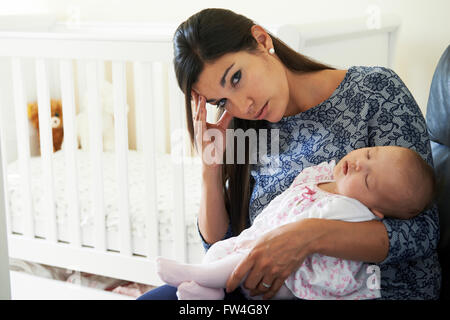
0, 30, 191, 284
0, 32, 173, 62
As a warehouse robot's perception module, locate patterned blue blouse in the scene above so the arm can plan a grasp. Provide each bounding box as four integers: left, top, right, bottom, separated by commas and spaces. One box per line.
200, 65, 441, 300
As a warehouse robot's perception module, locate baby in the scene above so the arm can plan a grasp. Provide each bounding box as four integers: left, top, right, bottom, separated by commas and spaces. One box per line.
156, 146, 436, 300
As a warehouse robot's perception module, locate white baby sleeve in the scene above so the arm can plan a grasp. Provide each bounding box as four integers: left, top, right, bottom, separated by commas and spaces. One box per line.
307, 196, 377, 222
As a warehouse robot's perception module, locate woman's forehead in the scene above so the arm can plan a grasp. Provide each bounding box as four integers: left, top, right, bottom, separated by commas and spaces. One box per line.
192, 72, 219, 99
194, 51, 251, 94
194, 53, 236, 90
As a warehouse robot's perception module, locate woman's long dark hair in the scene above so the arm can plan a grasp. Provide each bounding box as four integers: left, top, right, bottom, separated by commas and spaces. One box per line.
173, 8, 335, 236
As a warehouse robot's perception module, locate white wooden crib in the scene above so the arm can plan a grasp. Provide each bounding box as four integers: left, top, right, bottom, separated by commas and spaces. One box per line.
0, 14, 400, 298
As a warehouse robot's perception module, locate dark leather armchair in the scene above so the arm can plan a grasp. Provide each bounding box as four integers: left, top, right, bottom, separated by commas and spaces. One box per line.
426, 45, 450, 300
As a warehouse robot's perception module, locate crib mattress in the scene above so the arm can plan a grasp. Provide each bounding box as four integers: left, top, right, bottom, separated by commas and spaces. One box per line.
6, 150, 204, 261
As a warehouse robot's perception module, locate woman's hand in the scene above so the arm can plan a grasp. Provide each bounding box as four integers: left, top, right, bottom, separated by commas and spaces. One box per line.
225, 219, 320, 300
191, 91, 234, 169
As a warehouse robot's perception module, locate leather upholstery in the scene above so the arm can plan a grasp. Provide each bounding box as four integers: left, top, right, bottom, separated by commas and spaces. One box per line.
426, 45, 450, 299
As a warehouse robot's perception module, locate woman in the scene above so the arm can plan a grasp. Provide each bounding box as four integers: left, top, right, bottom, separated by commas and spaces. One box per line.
138, 8, 441, 300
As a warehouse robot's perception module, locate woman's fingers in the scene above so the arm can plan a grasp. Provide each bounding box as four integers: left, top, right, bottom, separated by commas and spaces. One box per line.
194, 95, 206, 122
193, 96, 206, 148
216, 109, 234, 130
262, 278, 285, 300
242, 267, 264, 293
250, 275, 275, 297
191, 90, 199, 110
225, 256, 254, 293
191, 94, 232, 167
193, 94, 201, 120
199, 96, 207, 122
191, 91, 203, 126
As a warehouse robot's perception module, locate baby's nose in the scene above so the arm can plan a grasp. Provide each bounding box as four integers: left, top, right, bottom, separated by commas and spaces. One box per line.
349, 161, 361, 172
357, 160, 368, 172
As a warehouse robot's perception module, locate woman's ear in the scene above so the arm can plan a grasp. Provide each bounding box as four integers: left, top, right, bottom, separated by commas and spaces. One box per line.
250, 25, 273, 51
370, 208, 384, 219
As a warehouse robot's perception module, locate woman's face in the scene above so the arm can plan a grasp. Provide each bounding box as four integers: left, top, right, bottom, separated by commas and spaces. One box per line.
192, 49, 289, 122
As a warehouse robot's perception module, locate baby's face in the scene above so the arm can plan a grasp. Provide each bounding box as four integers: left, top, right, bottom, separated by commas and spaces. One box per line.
333, 146, 407, 218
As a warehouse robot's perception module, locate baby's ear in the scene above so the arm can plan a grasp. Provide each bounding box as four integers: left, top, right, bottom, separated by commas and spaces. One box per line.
370, 208, 384, 219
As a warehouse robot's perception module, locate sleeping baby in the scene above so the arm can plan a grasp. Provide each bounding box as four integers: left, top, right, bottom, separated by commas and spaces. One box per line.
156, 146, 436, 300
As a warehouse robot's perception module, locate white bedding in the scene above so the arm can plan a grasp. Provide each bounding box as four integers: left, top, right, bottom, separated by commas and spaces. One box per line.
6, 150, 204, 260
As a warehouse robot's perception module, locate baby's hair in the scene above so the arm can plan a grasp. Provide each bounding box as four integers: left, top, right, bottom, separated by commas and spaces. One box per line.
400, 148, 437, 217
418, 157, 437, 211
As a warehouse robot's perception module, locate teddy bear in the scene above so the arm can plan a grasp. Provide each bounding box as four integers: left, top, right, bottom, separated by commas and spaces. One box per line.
76, 80, 129, 151
27, 99, 64, 152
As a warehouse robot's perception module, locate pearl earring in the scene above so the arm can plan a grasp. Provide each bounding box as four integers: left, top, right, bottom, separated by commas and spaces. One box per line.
269, 48, 275, 55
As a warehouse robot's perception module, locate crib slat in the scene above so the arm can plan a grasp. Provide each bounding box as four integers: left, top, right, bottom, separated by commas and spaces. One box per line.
86, 61, 106, 251
97, 61, 105, 88
0, 134, 11, 299
11, 58, 34, 238
168, 66, 187, 262
35, 59, 57, 242
59, 60, 81, 247
112, 62, 131, 256
133, 61, 159, 258
0, 95, 11, 234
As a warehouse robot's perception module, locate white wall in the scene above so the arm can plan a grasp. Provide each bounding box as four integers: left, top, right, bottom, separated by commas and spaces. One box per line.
1, 0, 449, 114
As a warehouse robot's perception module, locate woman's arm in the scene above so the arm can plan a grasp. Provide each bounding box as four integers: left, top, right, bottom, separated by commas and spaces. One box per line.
311, 218, 389, 263
379, 205, 439, 265
197, 166, 230, 245
225, 217, 388, 299
192, 93, 235, 249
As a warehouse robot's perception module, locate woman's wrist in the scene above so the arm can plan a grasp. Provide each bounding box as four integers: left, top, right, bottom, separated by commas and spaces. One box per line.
293, 218, 328, 256
304, 218, 335, 255
202, 164, 222, 180
199, 163, 229, 244
300, 218, 389, 263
